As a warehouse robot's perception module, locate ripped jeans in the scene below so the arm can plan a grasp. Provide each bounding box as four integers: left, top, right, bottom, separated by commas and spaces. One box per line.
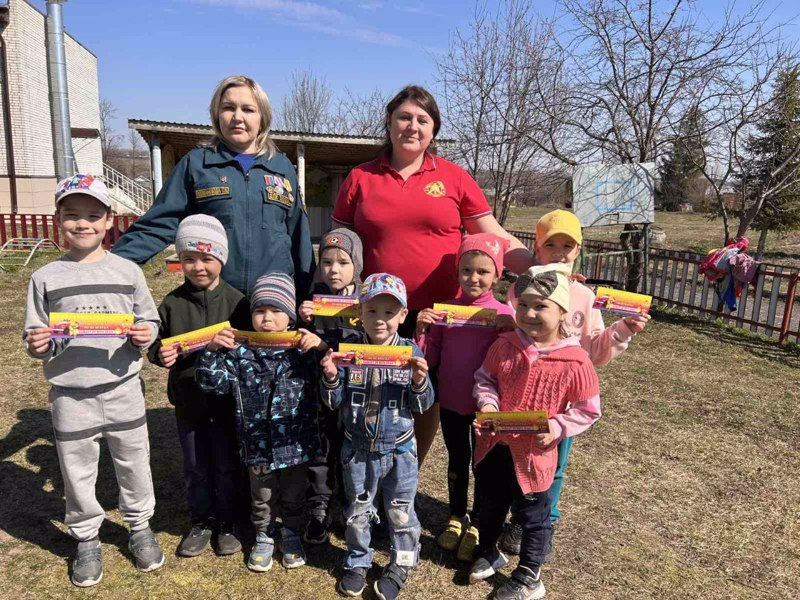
341, 439, 421, 570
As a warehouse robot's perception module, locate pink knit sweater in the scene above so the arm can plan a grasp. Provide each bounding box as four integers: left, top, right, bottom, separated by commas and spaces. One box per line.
473, 332, 601, 493
416, 290, 515, 415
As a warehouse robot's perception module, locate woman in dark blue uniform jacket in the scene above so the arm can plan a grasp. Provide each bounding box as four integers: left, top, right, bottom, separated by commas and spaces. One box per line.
113, 75, 314, 298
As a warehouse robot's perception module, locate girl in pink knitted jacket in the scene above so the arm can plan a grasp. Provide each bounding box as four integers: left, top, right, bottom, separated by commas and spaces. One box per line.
467, 264, 601, 600
498, 210, 650, 563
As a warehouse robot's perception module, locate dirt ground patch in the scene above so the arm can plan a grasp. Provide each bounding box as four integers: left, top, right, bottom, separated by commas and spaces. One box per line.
0, 255, 798, 599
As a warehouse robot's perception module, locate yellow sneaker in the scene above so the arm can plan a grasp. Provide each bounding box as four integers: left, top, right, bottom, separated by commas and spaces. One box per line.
436, 516, 464, 551
457, 525, 479, 562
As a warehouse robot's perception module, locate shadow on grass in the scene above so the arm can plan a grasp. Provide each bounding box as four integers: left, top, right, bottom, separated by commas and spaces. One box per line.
653, 309, 800, 369
0, 407, 189, 559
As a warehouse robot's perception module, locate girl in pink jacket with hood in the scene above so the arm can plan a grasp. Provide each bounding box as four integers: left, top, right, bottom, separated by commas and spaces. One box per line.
499, 209, 650, 562
467, 264, 601, 600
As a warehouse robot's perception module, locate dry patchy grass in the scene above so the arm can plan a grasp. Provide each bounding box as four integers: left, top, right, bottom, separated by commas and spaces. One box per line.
0, 256, 799, 599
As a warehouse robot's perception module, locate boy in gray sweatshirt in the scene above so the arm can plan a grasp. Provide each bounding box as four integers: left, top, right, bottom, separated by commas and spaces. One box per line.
23, 175, 164, 587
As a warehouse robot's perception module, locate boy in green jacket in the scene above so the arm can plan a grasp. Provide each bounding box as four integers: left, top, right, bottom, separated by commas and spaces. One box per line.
147, 215, 251, 557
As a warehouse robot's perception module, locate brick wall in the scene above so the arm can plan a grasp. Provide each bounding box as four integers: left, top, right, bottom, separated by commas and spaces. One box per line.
0, 0, 101, 194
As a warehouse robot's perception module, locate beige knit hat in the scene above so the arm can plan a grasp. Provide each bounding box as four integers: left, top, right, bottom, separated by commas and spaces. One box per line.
512, 264, 571, 312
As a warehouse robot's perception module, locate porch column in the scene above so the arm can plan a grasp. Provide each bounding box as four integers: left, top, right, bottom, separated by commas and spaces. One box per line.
296, 142, 306, 209
149, 134, 162, 197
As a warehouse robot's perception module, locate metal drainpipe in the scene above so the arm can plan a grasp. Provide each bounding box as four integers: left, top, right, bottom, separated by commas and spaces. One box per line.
46, 0, 75, 180
0, 2, 17, 213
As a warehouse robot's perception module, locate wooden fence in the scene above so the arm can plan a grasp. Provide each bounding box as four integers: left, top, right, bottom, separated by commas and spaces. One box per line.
1, 213, 138, 251
508, 230, 800, 344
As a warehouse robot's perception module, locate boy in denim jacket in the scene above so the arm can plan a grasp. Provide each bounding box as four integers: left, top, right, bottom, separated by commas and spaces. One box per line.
320, 273, 434, 600
196, 272, 323, 572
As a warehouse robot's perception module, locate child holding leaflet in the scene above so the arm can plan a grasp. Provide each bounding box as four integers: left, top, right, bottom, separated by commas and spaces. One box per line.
148, 215, 251, 557
414, 233, 515, 562
23, 175, 164, 587
196, 273, 323, 572
500, 210, 650, 560
298, 228, 364, 544
319, 273, 434, 600
469, 265, 601, 600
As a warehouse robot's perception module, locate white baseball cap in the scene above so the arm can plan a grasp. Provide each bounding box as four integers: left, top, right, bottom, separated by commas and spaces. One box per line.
55, 174, 112, 208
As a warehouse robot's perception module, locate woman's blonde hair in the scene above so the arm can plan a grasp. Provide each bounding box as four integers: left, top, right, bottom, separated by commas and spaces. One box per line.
207, 75, 277, 158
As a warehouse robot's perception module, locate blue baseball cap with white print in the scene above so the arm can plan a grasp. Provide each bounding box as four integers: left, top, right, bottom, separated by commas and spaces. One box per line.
359, 273, 407, 308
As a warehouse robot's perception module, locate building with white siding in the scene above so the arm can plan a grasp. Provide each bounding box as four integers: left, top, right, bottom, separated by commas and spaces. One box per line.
0, 0, 102, 214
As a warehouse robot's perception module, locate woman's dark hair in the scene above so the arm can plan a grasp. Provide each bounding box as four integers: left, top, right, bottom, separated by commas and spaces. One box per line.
380, 85, 441, 156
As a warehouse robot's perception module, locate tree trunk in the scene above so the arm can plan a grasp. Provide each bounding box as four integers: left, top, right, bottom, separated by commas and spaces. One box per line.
621, 224, 643, 292
755, 228, 768, 261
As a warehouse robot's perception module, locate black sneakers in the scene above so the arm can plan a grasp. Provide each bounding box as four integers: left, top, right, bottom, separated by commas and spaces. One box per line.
176, 523, 212, 557
338, 567, 368, 596
215, 521, 242, 556
304, 516, 330, 545
374, 563, 408, 600
498, 521, 523, 555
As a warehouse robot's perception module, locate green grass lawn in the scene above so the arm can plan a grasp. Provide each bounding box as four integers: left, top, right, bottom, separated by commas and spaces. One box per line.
503, 207, 800, 267
1, 254, 799, 599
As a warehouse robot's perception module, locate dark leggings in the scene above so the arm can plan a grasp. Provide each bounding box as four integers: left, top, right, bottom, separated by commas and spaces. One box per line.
476, 445, 551, 570
439, 407, 481, 520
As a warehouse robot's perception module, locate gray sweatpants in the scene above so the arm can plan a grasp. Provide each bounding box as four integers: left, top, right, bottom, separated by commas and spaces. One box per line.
50, 375, 156, 541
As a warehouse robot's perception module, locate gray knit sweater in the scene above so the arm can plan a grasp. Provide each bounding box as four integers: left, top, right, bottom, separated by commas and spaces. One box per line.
24, 252, 160, 389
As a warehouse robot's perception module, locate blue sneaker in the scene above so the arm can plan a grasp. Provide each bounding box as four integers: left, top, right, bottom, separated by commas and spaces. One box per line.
247, 530, 275, 572
279, 527, 306, 569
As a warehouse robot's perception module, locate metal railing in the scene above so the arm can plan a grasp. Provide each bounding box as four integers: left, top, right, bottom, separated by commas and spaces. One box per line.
96, 163, 153, 215
507, 229, 800, 344
0, 213, 138, 251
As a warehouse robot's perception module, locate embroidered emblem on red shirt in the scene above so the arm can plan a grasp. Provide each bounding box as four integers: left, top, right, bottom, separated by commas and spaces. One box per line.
424, 181, 446, 197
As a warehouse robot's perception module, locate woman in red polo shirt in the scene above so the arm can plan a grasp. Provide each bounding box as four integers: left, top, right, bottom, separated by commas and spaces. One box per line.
332, 85, 531, 467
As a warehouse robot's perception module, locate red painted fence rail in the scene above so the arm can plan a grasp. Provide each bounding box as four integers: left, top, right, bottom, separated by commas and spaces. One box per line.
1, 213, 138, 251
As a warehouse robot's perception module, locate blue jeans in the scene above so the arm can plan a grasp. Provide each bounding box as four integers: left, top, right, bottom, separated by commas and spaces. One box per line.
341, 440, 421, 570
549, 436, 573, 523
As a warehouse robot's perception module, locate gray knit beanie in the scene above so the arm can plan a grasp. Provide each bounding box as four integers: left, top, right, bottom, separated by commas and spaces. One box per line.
175, 214, 229, 265
251, 272, 297, 323
319, 228, 364, 282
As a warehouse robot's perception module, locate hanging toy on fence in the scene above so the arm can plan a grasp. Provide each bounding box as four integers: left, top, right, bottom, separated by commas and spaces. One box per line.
698, 236, 752, 311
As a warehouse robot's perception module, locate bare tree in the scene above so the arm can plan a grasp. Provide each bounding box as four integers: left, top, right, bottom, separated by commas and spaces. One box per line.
99, 97, 122, 160
128, 129, 145, 179
436, 1, 560, 225
280, 69, 333, 132
333, 87, 388, 136
519, 0, 792, 169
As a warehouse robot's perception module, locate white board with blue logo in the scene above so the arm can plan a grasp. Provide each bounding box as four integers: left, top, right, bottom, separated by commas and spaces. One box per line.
572, 162, 655, 227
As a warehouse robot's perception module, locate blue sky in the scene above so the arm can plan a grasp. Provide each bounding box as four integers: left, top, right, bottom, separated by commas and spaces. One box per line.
27, 0, 800, 140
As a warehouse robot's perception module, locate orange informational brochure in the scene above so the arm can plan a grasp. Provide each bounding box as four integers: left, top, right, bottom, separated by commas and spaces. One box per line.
161, 321, 231, 355
338, 343, 413, 368
49, 312, 134, 338
231, 330, 301, 349
312, 294, 360, 318
475, 410, 550, 435
432, 303, 497, 328
592, 287, 652, 316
